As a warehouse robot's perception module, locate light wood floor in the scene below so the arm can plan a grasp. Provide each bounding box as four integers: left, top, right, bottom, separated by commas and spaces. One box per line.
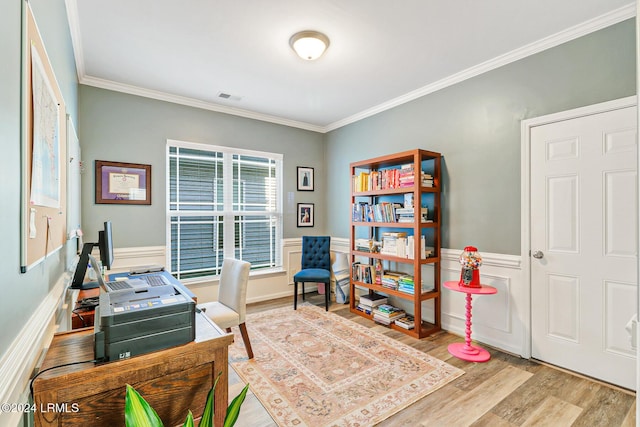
228, 294, 636, 427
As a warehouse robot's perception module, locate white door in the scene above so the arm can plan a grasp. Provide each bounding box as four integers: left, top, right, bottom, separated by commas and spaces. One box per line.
530, 105, 637, 390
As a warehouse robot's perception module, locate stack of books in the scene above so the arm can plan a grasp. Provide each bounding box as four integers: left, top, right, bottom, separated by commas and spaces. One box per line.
422, 172, 434, 187
373, 304, 406, 325
381, 271, 404, 290
398, 164, 415, 188
395, 207, 428, 223
380, 232, 408, 257
394, 315, 415, 330
398, 275, 416, 294
354, 238, 378, 253
356, 292, 388, 314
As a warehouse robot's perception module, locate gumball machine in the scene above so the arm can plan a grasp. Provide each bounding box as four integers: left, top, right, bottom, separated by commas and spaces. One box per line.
459, 246, 482, 288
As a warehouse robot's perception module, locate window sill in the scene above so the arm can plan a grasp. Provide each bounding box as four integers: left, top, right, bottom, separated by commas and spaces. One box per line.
178, 267, 286, 286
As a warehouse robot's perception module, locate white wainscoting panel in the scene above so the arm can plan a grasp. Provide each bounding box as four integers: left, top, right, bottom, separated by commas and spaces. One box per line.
0, 272, 70, 427
440, 248, 523, 356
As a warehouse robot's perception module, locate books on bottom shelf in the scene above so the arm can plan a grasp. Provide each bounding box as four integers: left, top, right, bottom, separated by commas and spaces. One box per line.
357, 292, 388, 314
372, 304, 405, 326
359, 292, 388, 307
394, 315, 415, 330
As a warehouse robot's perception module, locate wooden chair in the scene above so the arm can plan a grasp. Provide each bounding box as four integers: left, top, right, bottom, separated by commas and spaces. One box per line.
200, 258, 253, 359
294, 236, 331, 311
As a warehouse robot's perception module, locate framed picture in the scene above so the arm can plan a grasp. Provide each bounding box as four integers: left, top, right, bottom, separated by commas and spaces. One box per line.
297, 203, 314, 227
95, 160, 151, 205
297, 166, 314, 191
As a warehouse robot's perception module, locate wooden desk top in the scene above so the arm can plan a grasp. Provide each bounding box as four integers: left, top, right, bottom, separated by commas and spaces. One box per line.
33, 312, 233, 427
36, 311, 231, 386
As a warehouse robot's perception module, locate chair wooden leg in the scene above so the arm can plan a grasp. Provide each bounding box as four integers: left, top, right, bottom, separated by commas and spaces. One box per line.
294, 282, 298, 310
225, 327, 232, 333
302, 282, 306, 300
239, 323, 254, 359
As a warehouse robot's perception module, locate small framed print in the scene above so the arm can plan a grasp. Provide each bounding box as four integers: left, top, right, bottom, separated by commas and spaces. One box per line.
297, 203, 314, 227
297, 166, 314, 191
95, 160, 151, 205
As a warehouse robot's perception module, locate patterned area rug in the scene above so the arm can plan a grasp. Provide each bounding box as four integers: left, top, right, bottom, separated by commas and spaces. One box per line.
229, 304, 464, 426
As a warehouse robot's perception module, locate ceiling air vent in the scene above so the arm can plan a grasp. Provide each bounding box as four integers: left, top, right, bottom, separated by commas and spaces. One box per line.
217, 92, 242, 101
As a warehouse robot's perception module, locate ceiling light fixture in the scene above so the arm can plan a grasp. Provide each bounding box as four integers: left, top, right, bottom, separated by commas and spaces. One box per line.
289, 30, 330, 61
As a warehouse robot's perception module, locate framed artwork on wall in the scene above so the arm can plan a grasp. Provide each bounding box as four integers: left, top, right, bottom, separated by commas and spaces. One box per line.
297, 166, 314, 191
95, 160, 151, 205
297, 203, 314, 227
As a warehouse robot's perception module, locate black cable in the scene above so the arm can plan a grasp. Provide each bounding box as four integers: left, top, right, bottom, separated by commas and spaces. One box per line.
30, 358, 102, 399
71, 308, 86, 327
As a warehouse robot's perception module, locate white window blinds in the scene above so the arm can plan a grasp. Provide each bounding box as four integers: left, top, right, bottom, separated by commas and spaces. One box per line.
168, 140, 282, 279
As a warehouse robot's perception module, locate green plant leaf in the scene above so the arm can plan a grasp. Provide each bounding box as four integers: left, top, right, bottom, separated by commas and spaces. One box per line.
198, 385, 215, 427
182, 410, 195, 427
124, 384, 164, 427
223, 384, 249, 427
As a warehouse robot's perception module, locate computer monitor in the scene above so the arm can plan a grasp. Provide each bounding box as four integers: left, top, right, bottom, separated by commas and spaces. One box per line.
98, 220, 114, 270
70, 221, 114, 290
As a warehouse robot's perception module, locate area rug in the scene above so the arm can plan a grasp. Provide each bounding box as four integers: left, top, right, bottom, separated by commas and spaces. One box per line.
228, 304, 464, 426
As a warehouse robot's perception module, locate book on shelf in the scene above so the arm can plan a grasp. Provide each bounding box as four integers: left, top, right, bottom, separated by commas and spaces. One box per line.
404, 193, 414, 208
352, 262, 376, 284
380, 271, 404, 290
379, 233, 433, 259
352, 202, 404, 223
394, 315, 415, 330
353, 166, 434, 192
372, 304, 406, 325
354, 238, 379, 253
380, 232, 408, 255
397, 275, 420, 295
358, 292, 388, 307
421, 172, 434, 187
395, 207, 428, 223
355, 304, 372, 315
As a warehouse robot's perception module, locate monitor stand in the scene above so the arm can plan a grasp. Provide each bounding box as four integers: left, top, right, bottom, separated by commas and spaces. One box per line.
71, 281, 100, 291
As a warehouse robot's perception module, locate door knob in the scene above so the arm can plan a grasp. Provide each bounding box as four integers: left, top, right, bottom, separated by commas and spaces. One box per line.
532, 250, 544, 259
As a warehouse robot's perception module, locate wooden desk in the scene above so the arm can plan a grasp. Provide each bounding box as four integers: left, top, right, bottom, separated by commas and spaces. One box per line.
33, 312, 233, 427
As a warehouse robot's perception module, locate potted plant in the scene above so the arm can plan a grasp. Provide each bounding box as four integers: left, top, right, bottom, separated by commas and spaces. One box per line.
124, 372, 248, 427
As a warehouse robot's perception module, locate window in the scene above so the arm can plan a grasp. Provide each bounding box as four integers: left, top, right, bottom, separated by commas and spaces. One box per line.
167, 140, 283, 280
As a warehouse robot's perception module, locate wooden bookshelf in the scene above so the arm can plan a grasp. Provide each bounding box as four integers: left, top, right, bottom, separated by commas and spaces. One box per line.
350, 149, 441, 339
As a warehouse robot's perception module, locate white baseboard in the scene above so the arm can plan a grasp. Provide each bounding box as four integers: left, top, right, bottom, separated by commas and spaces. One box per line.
0, 272, 70, 427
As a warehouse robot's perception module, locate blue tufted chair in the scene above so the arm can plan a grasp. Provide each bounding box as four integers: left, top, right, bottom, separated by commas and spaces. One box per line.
294, 236, 331, 311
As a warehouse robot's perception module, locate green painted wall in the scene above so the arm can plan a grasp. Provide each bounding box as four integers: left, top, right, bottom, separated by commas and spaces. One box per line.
0, 0, 78, 360
78, 86, 325, 247
325, 19, 636, 255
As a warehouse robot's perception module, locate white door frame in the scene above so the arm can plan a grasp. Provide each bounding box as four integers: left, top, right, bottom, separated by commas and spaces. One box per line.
520, 95, 637, 359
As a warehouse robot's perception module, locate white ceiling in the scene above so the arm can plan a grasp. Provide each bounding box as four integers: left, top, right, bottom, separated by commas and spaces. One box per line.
66, 0, 635, 133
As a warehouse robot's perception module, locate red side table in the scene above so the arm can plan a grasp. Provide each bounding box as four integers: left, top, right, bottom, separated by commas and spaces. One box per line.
443, 281, 497, 362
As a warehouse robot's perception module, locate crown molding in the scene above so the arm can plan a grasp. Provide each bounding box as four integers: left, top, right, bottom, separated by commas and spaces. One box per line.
79, 75, 326, 133
67, 2, 635, 134
324, 3, 636, 132
65, 0, 85, 79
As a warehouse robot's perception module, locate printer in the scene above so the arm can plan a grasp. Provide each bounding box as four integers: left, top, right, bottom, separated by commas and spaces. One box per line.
94, 282, 195, 361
